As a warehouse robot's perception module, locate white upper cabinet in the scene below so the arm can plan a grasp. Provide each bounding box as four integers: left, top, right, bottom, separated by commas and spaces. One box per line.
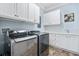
29, 3, 40, 23
0, 3, 28, 21
0, 3, 40, 23
29, 3, 35, 22
16, 3, 28, 21
44, 9, 60, 25
0, 3, 15, 17
34, 4, 40, 24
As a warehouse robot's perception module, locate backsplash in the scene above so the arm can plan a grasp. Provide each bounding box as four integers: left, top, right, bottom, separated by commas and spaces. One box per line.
0, 17, 35, 55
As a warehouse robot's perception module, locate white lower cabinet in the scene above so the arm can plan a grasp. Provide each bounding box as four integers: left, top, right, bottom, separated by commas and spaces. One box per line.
55, 34, 67, 49
66, 35, 79, 52
49, 34, 56, 46
49, 33, 79, 53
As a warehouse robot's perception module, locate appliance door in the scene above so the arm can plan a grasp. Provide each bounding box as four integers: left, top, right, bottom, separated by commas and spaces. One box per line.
11, 37, 37, 56
39, 34, 49, 56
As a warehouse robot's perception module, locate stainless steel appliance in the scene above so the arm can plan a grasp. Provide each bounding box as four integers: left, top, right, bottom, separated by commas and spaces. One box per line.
28, 31, 49, 56
11, 35, 37, 56
2, 28, 11, 56
2, 28, 37, 56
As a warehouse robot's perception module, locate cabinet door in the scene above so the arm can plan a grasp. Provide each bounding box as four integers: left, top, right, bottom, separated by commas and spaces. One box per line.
55, 34, 79, 52
66, 35, 79, 52
49, 33, 56, 46
0, 3, 15, 17
44, 13, 50, 25
44, 9, 60, 25
16, 3, 28, 20
34, 4, 40, 24
29, 3, 35, 22
55, 34, 67, 49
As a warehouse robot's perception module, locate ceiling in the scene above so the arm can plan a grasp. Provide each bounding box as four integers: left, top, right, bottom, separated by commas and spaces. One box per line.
36, 3, 68, 13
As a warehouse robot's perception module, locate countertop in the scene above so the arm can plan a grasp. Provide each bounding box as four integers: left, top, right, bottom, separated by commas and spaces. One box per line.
45, 31, 79, 36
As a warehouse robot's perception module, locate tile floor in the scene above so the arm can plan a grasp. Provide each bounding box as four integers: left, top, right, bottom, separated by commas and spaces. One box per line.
49, 46, 79, 56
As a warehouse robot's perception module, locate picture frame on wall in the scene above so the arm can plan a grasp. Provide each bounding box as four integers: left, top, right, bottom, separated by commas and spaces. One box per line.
64, 13, 74, 22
